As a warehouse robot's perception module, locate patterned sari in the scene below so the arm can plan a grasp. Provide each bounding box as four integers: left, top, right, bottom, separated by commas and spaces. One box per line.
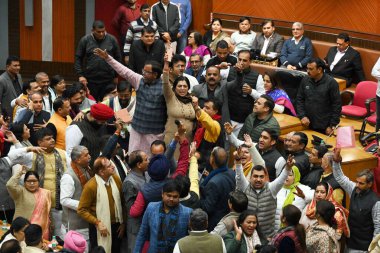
30, 188, 51, 240
306, 184, 350, 237
267, 89, 297, 116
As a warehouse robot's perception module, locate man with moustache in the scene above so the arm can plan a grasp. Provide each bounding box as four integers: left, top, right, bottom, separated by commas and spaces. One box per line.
35, 72, 56, 114
252, 19, 284, 55
192, 65, 229, 124
66, 103, 115, 167
62, 84, 84, 120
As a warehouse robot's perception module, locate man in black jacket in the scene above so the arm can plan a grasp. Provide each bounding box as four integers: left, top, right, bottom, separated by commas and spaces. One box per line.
296, 58, 342, 135
74, 20, 121, 101
324, 33, 365, 87
151, 0, 180, 44
286, 131, 310, 180
129, 26, 165, 74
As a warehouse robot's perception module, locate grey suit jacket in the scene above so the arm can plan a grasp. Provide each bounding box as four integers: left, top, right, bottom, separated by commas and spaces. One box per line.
252, 32, 284, 55
0, 71, 22, 119
191, 81, 230, 124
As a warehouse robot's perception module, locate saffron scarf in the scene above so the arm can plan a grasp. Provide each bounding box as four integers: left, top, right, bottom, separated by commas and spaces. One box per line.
30, 188, 51, 240
306, 183, 350, 237
193, 114, 222, 148
71, 162, 91, 188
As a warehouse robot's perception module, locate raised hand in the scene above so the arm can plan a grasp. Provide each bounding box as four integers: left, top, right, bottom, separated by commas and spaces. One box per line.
189, 141, 197, 158
4, 130, 18, 144
93, 48, 109, 59
294, 185, 305, 199
224, 122, 237, 135
286, 154, 295, 170
332, 147, 342, 163
243, 134, 253, 148
233, 219, 243, 241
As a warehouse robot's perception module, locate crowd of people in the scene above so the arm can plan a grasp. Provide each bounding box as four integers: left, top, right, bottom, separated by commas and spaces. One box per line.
0, 0, 380, 252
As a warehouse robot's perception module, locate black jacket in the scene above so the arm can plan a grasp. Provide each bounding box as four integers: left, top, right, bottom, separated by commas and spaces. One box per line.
151, 2, 180, 41
74, 33, 121, 83
325, 46, 365, 86
206, 55, 237, 69
296, 74, 342, 131
129, 39, 165, 74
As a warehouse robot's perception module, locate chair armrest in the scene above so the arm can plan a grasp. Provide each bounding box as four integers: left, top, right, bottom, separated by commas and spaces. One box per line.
365, 97, 376, 117
340, 90, 355, 106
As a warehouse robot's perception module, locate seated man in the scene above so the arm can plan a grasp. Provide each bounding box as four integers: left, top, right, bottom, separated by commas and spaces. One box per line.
280, 22, 313, 70
296, 58, 341, 135
185, 53, 205, 83
238, 94, 280, 143
324, 33, 365, 87
252, 19, 284, 56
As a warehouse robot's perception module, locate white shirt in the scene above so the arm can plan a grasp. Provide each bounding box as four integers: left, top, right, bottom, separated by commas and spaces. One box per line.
231, 31, 256, 53
292, 35, 303, 45
65, 124, 84, 166
330, 47, 349, 71
60, 173, 80, 211
249, 74, 265, 99
261, 34, 273, 55
172, 231, 227, 253
183, 73, 199, 92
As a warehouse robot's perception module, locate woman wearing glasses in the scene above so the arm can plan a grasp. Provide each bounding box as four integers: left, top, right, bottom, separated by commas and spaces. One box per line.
6, 166, 51, 240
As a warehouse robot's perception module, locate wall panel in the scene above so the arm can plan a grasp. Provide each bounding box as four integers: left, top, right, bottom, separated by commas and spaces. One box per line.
19, 0, 42, 61
52, 0, 75, 62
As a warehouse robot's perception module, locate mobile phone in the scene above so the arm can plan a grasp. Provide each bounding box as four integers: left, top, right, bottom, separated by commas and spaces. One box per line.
174, 119, 181, 126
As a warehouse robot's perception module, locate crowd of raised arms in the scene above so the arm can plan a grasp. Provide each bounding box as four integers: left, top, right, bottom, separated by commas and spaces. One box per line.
0, 0, 380, 253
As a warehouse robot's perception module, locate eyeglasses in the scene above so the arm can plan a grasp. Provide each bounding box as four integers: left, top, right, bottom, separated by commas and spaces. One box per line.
142, 70, 153, 75
26, 180, 38, 184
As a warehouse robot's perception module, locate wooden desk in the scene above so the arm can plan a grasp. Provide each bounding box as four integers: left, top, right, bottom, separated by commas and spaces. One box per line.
250, 63, 347, 91
280, 130, 377, 180
273, 113, 304, 135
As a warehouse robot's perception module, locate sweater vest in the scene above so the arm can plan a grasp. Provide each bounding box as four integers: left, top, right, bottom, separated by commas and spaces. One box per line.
228, 69, 259, 123
71, 117, 106, 167
62, 169, 89, 230
260, 147, 284, 181
131, 79, 167, 134
178, 231, 224, 253
244, 183, 276, 237
348, 189, 379, 250
273, 227, 304, 253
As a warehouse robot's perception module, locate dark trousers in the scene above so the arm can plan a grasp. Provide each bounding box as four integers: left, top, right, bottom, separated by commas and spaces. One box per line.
89, 223, 121, 253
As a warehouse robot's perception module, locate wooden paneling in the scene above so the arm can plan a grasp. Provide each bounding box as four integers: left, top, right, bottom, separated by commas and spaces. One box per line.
19, 0, 42, 61
211, 0, 380, 38
52, 0, 75, 63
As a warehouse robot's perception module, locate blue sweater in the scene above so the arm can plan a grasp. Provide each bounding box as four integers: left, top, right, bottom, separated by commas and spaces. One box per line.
133, 202, 192, 253
280, 36, 313, 69
171, 0, 192, 35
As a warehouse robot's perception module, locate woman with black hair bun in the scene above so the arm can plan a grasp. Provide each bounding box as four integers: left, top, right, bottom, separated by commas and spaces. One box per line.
272, 204, 306, 253
306, 199, 340, 252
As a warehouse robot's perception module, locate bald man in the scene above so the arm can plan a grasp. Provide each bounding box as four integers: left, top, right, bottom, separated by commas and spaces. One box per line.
199, 147, 235, 231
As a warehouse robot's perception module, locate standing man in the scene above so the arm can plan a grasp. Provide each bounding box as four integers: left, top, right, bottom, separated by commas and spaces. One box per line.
171, 0, 192, 54
35, 72, 55, 114
94, 48, 167, 156
124, 4, 160, 64
280, 22, 313, 70
134, 180, 192, 253
297, 58, 342, 135
112, 0, 141, 48
226, 50, 264, 135
151, 0, 180, 52
199, 147, 235, 231
325, 33, 365, 87
169, 54, 199, 91
74, 20, 121, 101
252, 19, 284, 56
66, 103, 114, 167
128, 26, 165, 74
78, 156, 125, 253
332, 148, 380, 252
0, 56, 23, 121
174, 209, 226, 253
46, 97, 72, 150
60, 146, 92, 245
